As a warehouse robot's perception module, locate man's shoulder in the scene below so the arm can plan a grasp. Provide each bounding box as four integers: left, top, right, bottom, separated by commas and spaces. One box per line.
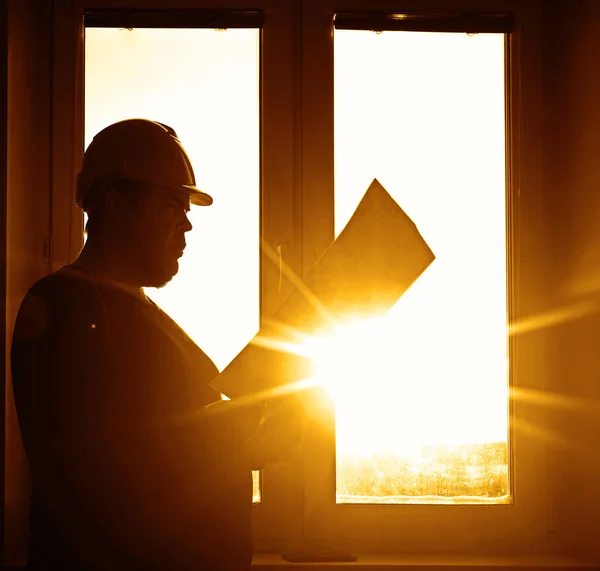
15, 267, 105, 337
25, 265, 100, 304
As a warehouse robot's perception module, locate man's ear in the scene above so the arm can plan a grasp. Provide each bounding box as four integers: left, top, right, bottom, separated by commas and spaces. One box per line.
103, 187, 127, 225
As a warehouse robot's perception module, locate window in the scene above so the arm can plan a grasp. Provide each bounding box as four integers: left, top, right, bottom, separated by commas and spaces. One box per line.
51, 0, 549, 554
299, 3, 548, 550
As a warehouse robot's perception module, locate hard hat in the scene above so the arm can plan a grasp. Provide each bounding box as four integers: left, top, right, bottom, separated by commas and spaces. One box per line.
76, 118, 213, 211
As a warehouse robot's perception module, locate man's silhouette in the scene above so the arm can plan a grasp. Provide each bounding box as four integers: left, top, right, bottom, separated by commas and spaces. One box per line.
11, 119, 295, 571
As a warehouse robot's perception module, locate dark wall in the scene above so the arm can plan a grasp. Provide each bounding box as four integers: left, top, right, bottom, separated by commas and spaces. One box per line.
0, 0, 7, 560
543, 0, 600, 560
4, 0, 52, 563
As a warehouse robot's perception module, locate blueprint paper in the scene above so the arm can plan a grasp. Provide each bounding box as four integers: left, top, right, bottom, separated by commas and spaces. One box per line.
211, 179, 435, 399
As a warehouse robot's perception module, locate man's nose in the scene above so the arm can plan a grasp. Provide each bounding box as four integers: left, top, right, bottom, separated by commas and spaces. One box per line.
181, 213, 193, 232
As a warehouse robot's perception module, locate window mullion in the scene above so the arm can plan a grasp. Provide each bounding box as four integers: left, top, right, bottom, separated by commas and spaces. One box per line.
252, 0, 306, 553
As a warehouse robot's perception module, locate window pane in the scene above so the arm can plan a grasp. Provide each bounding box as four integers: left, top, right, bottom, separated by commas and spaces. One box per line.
334, 30, 509, 504
252, 471, 261, 503
85, 28, 261, 500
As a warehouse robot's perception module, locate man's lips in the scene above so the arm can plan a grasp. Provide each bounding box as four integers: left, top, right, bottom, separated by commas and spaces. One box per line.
170, 245, 186, 258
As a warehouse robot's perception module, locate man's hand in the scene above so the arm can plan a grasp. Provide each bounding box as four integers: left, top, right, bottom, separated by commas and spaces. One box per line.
202, 398, 263, 433
245, 412, 303, 470
201, 396, 303, 470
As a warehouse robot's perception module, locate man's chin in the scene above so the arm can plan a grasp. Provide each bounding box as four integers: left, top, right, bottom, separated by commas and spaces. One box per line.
145, 260, 179, 289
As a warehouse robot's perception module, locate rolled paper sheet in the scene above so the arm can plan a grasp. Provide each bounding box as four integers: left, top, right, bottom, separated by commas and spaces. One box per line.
211, 178, 435, 399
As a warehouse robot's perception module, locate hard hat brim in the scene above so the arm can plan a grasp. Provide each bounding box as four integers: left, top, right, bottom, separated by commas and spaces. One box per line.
182, 184, 213, 206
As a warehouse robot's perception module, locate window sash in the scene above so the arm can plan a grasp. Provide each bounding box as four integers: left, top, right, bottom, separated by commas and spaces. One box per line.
299, 0, 550, 550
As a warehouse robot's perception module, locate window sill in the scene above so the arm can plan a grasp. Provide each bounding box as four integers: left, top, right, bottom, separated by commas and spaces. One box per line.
251, 553, 599, 570
3, 554, 598, 571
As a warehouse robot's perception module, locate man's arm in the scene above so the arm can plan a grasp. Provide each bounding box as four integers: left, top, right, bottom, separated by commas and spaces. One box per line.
202, 398, 303, 470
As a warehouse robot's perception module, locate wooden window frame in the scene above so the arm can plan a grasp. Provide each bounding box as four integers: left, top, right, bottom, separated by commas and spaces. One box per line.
51, 0, 552, 557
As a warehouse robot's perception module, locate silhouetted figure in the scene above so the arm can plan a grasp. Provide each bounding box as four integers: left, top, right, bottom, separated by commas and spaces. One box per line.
11, 119, 296, 571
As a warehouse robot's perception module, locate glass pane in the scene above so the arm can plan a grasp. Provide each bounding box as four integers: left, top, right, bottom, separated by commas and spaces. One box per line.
333, 30, 509, 504
85, 28, 262, 502
252, 470, 261, 503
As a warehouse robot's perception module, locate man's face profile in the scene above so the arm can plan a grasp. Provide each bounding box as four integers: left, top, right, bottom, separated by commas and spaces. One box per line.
123, 185, 193, 288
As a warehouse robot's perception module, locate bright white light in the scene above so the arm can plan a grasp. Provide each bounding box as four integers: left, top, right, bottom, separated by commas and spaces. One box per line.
333, 30, 508, 458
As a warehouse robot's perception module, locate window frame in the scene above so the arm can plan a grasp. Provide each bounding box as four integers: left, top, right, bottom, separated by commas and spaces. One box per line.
52, 0, 554, 556
298, 0, 551, 555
